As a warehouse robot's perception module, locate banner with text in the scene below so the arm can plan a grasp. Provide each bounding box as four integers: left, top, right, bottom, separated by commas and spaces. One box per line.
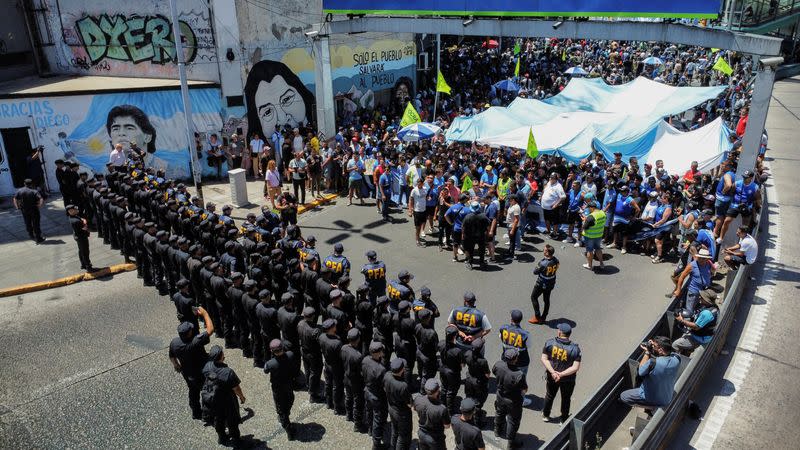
323, 0, 721, 18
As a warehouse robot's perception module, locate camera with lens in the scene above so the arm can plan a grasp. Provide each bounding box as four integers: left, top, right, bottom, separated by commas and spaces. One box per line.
641, 340, 655, 354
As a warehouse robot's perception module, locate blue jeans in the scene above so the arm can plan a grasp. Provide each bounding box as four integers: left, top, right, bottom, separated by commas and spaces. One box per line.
620, 388, 660, 408
398, 185, 410, 207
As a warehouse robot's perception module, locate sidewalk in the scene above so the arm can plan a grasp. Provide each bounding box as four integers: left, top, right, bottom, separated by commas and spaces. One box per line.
0, 178, 334, 292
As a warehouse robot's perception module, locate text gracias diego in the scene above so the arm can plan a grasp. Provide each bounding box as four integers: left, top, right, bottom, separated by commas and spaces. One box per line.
1, 100, 70, 129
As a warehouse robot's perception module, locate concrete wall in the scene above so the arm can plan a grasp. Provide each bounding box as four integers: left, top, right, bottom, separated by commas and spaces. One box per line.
38, 0, 219, 81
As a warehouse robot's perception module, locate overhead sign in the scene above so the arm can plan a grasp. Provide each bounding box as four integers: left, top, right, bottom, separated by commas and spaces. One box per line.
323, 0, 721, 19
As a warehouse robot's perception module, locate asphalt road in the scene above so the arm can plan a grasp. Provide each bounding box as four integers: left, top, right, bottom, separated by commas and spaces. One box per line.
666, 78, 800, 450
0, 194, 674, 449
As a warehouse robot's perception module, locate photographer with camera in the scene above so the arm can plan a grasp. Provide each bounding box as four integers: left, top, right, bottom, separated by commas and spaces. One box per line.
673, 289, 719, 356
619, 336, 681, 412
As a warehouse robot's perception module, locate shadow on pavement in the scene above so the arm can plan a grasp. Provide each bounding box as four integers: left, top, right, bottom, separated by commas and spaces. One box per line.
546, 318, 577, 330
294, 422, 326, 442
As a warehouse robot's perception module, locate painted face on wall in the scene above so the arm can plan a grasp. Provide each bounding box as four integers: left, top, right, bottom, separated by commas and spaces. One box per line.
254, 75, 307, 134
395, 83, 410, 107
109, 115, 152, 151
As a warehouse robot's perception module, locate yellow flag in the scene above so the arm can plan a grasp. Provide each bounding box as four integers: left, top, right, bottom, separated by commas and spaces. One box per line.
461, 174, 473, 192
561, 50, 566, 62
713, 57, 733, 76
514, 57, 521, 78
399, 103, 421, 127
526, 127, 538, 159
710, 47, 720, 53
436, 70, 451, 95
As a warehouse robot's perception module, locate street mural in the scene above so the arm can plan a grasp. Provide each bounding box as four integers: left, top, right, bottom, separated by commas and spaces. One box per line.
0, 88, 224, 181
243, 37, 417, 134
43, 0, 217, 80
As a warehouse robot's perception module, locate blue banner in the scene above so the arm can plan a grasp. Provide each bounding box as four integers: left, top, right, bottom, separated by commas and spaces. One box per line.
323, 0, 721, 18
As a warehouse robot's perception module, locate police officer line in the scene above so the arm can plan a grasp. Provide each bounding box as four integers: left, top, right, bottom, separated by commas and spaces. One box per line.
539, 189, 767, 450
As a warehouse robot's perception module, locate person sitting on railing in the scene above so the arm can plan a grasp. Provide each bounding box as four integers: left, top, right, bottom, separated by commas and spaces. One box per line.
723, 226, 758, 271
673, 290, 719, 356
673, 248, 714, 312
619, 336, 681, 414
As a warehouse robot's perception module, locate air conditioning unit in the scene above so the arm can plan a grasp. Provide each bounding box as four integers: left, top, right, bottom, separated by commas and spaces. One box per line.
418, 52, 429, 71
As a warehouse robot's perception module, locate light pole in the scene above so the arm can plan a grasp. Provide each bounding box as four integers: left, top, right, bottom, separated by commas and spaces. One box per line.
169, 0, 204, 203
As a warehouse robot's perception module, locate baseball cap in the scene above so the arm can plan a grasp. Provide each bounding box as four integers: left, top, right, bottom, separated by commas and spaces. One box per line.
176, 279, 190, 289
390, 358, 405, 372
329, 289, 343, 300
177, 321, 194, 334
365, 250, 377, 259
201, 255, 214, 263
258, 289, 271, 299
398, 300, 411, 312
322, 318, 337, 330
511, 309, 523, 322
445, 325, 458, 337
64, 203, 77, 210
243, 279, 257, 290
470, 201, 480, 211
420, 286, 431, 297
398, 270, 413, 280
334, 243, 344, 253
557, 323, 573, 335
369, 341, 385, 353
306, 235, 316, 243
376, 295, 389, 305
424, 378, 440, 393
460, 398, 477, 413
347, 328, 361, 341
743, 170, 754, 178
417, 308, 432, 321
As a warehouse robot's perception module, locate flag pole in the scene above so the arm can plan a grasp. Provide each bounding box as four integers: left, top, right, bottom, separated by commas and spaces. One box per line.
433, 34, 441, 122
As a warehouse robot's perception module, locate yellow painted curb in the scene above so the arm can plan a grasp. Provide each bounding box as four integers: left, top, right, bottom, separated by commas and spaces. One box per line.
1, 193, 340, 298
0, 263, 136, 298
298, 193, 339, 214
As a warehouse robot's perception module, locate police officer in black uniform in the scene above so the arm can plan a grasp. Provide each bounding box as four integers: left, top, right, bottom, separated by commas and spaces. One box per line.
319, 318, 346, 414
327, 289, 351, 341
448, 291, 492, 350
529, 244, 560, 324
264, 339, 297, 440
132, 218, 150, 283
202, 346, 246, 445
394, 300, 417, 390
414, 378, 451, 450
451, 398, 486, 450
341, 328, 366, 432
67, 204, 94, 271
172, 279, 197, 328
412, 286, 440, 326
210, 264, 235, 348
541, 323, 582, 423
373, 295, 394, 368
168, 308, 213, 420
297, 306, 324, 403
387, 270, 415, 312
277, 292, 303, 387
385, 358, 413, 450
256, 288, 281, 364
354, 284, 375, 355
415, 308, 440, 395
464, 337, 491, 427
241, 281, 264, 367
13, 178, 45, 243
493, 348, 528, 448
323, 242, 350, 284
362, 341, 388, 450
361, 250, 387, 302
499, 310, 532, 406
227, 273, 249, 356
439, 325, 465, 415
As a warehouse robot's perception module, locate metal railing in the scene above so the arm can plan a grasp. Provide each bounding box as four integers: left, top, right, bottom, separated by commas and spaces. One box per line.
541, 189, 766, 449
728, 0, 800, 29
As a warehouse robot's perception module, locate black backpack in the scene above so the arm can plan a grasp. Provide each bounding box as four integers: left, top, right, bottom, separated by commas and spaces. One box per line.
201, 370, 221, 412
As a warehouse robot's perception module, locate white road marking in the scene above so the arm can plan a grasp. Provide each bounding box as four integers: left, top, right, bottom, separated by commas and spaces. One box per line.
690, 172, 780, 450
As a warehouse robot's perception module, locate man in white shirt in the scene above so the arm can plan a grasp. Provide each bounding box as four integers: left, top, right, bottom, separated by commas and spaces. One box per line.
408, 178, 429, 247
505, 195, 521, 259
541, 173, 566, 238
641, 191, 659, 222
249, 134, 265, 177
292, 128, 304, 154
109, 143, 126, 166
723, 225, 758, 270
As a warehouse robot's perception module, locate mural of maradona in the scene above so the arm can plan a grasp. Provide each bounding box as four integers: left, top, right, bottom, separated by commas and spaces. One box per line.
244, 60, 316, 139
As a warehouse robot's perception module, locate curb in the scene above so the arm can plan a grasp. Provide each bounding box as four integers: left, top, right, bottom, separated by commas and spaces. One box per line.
0, 193, 340, 298
0, 263, 137, 298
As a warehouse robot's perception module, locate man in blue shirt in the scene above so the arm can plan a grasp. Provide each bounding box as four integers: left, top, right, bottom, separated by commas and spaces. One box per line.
620, 336, 680, 410
720, 170, 761, 242
379, 166, 392, 222
483, 195, 499, 262
673, 248, 713, 312
445, 194, 470, 263
673, 290, 718, 355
